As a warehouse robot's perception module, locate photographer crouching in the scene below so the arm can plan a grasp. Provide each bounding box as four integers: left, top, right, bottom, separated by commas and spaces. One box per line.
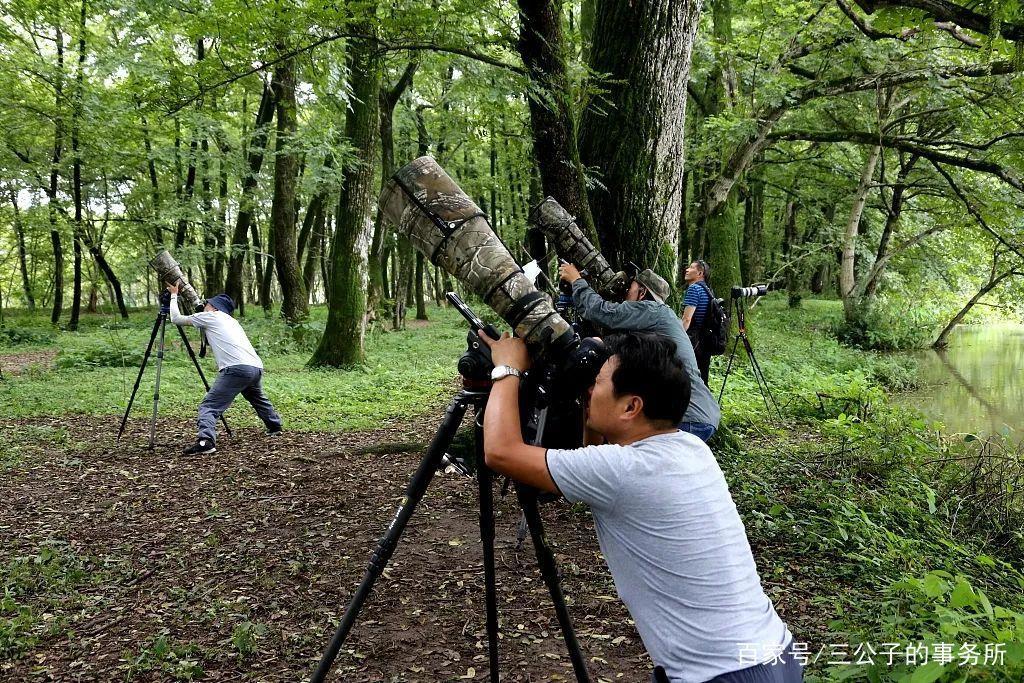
479, 330, 801, 683
167, 284, 283, 454
558, 262, 721, 442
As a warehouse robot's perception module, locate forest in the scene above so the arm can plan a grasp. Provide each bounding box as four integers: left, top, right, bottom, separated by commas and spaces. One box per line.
1, 0, 1023, 680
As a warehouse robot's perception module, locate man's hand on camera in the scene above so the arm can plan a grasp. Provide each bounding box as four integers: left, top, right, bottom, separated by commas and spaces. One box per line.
478, 330, 531, 371
166, 282, 179, 295
559, 262, 582, 284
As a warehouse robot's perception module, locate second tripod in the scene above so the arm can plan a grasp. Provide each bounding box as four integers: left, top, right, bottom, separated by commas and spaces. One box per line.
117, 291, 230, 449
718, 296, 782, 420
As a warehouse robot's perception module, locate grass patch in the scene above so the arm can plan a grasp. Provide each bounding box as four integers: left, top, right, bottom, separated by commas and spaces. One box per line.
0, 304, 466, 431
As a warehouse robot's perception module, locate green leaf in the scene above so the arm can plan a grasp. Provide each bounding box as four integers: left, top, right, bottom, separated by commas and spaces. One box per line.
948, 577, 977, 609
908, 662, 947, 683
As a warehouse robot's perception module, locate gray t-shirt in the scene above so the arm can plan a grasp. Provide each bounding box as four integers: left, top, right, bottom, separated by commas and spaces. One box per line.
571, 279, 721, 427
170, 295, 263, 371
547, 431, 791, 682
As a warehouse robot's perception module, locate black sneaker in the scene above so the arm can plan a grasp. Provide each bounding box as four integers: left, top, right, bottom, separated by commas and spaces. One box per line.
183, 439, 217, 455
267, 428, 283, 437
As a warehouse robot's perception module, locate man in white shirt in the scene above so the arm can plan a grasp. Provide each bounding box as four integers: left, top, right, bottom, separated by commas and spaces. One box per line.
478, 330, 801, 683
168, 284, 283, 455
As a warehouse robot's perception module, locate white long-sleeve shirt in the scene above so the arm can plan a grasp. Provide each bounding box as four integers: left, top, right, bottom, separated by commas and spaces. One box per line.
170, 295, 263, 370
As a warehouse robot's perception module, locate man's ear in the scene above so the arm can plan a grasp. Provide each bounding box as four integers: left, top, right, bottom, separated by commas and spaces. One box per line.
622, 395, 644, 421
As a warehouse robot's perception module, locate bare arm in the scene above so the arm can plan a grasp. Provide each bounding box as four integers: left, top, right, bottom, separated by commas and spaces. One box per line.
482, 378, 558, 493
478, 331, 558, 493
682, 305, 696, 330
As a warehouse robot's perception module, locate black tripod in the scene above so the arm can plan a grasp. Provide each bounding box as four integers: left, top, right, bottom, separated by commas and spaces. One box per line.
311, 386, 591, 683
117, 291, 230, 449
718, 296, 782, 419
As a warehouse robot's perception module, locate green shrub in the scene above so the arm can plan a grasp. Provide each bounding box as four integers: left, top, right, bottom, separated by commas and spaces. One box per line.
834, 300, 942, 351
55, 339, 145, 368
0, 326, 54, 346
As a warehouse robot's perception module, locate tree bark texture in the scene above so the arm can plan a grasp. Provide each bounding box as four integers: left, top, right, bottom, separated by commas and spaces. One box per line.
49, 24, 65, 325
309, 25, 380, 367
516, 0, 598, 245
68, 0, 87, 331
225, 85, 275, 309
840, 145, 881, 319
580, 0, 703, 275
270, 57, 308, 323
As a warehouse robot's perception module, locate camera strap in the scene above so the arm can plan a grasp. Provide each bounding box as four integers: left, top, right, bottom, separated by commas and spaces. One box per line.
391, 175, 487, 264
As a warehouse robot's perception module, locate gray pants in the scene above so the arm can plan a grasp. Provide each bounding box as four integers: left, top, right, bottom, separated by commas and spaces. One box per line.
198, 364, 282, 442
654, 642, 803, 683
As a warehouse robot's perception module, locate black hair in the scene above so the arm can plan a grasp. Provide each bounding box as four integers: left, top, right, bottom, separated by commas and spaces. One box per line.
695, 259, 710, 280
603, 332, 691, 425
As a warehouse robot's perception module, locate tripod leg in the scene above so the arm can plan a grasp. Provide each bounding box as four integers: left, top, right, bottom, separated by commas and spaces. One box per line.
177, 325, 232, 437
741, 335, 782, 420
311, 394, 472, 683
717, 333, 743, 403
514, 484, 591, 683
475, 411, 501, 682
148, 315, 168, 450
118, 313, 163, 441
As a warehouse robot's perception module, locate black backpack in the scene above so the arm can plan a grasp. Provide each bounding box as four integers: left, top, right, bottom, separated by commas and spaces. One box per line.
697, 282, 728, 356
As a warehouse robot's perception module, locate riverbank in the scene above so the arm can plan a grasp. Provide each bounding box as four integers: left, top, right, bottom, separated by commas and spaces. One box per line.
2, 299, 1022, 681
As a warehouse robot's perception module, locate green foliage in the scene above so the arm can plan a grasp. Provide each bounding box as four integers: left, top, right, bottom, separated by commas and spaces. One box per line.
834, 300, 945, 351
1, 545, 101, 659
0, 326, 55, 347
124, 633, 206, 680
229, 620, 267, 659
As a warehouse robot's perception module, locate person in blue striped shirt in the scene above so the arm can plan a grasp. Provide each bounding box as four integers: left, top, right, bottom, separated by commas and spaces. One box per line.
682, 260, 713, 385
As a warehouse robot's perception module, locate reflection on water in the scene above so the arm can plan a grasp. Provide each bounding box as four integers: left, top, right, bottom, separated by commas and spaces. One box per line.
901, 324, 1023, 440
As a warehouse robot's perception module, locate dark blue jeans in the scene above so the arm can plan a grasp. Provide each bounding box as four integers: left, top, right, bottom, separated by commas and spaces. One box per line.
197, 365, 282, 442
679, 421, 716, 442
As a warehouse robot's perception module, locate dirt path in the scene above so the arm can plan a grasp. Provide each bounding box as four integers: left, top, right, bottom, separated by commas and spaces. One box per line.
1, 414, 651, 682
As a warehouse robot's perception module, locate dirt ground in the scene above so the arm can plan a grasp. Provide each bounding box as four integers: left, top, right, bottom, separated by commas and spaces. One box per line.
2, 412, 657, 682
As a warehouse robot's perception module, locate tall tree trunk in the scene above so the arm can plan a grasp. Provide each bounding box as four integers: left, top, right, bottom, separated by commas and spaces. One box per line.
579, 0, 702, 274
517, 0, 598, 244
261, 221, 275, 314
741, 167, 765, 285
250, 221, 264, 307
8, 187, 35, 311
68, 0, 87, 331
368, 61, 417, 316
225, 85, 275, 309
863, 154, 919, 299
840, 145, 881, 320
309, 22, 380, 367
48, 22, 66, 325
302, 204, 324, 302
270, 56, 308, 323
140, 112, 162, 245
415, 252, 428, 320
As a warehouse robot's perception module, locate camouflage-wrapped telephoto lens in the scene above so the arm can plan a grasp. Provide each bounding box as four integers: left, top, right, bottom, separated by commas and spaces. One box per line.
380, 156, 574, 349
529, 197, 628, 299
150, 250, 204, 313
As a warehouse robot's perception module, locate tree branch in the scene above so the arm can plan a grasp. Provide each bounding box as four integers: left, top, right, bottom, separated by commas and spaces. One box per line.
769, 128, 1024, 190
854, 0, 1024, 43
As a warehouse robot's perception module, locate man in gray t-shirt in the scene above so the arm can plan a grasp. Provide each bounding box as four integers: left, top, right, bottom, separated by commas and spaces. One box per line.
559, 262, 721, 442
478, 330, 800, 683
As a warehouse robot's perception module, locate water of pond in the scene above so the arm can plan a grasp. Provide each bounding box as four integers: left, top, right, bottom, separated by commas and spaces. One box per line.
899, 324, 1024, 440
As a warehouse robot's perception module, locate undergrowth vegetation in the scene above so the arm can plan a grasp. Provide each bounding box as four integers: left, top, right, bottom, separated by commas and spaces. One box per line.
718, 299, 1024, 682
